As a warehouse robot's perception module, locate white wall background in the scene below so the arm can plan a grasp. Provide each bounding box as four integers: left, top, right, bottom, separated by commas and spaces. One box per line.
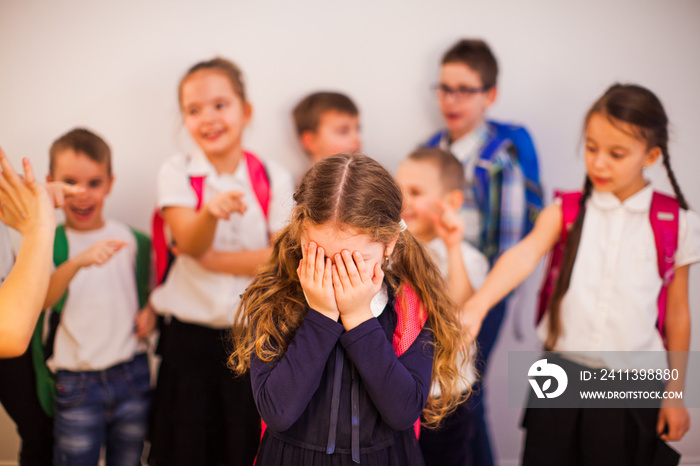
1, 0, 699, 463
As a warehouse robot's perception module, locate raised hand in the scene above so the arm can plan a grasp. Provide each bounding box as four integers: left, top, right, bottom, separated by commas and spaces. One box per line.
205, 190, 247, 220
332, 250, 384, 330
657, 399, 690, 441
74, 239, 128, 268
46, 182, 85, 207
134, 304, 157, 339
0, 149, 55, 235
432, 200, 464, 250
297, 242, 339, 321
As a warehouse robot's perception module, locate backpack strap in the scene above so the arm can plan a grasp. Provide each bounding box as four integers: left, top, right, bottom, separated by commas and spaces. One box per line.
190, 176, 205, 210
130, 228, 151, 309
30, 315, 55, 417
392, 282, 428, 439
152, 175, 205, 285
479, 134, 508, 164
535, 191, 582, 324
392, 283, 428, 356
488, 120, 541, 183
424, 130, 447, 149
31, 224, 69, 418
152, 212, 168, 286
52, 225, 70, 311
244, 151, 270, 221
650, 191, 679, 344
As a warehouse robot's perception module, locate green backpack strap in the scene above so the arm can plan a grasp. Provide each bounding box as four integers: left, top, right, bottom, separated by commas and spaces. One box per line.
130, 227, 151, 309
30, 314, 53, 417
52, 225, 70, 311
31, 224, 69, 417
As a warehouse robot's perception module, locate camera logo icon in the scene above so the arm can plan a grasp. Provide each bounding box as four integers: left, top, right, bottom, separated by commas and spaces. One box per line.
528, 359, 568, 399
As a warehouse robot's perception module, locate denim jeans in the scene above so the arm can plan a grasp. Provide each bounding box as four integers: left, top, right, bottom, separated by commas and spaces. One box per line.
54, 354, 151, 466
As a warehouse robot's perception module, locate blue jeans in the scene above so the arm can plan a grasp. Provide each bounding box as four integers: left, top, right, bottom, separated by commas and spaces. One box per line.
54, 354, 151, 466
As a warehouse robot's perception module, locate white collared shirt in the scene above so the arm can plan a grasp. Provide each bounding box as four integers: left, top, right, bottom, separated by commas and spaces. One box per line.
150, 150, 294, 328
538, 185, 700, 369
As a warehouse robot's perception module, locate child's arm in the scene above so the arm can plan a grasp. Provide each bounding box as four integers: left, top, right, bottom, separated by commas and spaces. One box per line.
433, 202, 473, 306
657, 264, 691, 441
250, 310, 344, 431
250, 243, 342, 431
162, 190, 246, 257
0, 153, 56, 357
194, 247, 272, 276
135, 302, 157, 339
462, 202, 562, 340
331, 249, 433, 429
43, 239, 127, 309
341, 315, 433, 430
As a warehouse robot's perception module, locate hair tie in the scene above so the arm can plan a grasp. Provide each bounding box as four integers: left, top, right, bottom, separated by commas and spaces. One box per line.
399, 219, 407, 232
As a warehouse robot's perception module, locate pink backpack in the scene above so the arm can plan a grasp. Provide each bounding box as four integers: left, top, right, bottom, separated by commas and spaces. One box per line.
152, 151, 270, 284
537, 190, 679, 347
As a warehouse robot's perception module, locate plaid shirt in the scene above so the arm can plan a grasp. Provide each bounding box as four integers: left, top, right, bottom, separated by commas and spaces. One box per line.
434, 122, 526, 264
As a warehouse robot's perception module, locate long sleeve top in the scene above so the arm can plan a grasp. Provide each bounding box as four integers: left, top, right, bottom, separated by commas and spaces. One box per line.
250, 286, 433, 465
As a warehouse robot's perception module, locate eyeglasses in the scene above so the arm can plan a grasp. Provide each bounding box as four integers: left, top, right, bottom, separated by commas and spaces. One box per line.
434, 83, 489, 100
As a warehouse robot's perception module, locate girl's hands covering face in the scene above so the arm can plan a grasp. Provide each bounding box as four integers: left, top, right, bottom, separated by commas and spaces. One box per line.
298, 242, 339, 321
332, 249, 384, 330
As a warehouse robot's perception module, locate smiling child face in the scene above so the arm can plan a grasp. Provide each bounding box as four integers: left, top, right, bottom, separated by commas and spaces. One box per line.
49, 149, 113, 231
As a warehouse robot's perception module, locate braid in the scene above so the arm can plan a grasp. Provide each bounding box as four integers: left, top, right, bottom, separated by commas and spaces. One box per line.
660, 144, 689, 210
586, 84, 688, 210
545, 177, 593, 350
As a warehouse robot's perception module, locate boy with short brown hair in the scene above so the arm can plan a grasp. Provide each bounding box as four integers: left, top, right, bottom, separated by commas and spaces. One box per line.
423, 38, 542, 466
44, 127, 154, 464
292, 91, 361, 163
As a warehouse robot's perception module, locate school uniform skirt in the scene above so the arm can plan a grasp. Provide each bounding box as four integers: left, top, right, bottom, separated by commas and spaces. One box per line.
148, 317, 261, 466
521, 355, 680, 466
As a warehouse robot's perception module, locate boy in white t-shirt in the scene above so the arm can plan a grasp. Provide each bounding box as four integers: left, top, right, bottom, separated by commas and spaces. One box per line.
44, 128, 155, 464
396, 147, 489, 466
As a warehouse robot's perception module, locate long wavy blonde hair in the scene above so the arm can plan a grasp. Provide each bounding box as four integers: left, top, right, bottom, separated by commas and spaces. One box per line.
230, 154, 469, 426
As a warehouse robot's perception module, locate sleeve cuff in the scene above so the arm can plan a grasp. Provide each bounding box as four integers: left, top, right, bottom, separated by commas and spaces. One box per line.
338, 317, 382, 349
305, 308, 345, 337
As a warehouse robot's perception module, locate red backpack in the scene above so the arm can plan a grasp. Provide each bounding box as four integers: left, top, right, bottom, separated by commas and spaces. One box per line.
537, 190, 679, 347
152, 151, 270, 285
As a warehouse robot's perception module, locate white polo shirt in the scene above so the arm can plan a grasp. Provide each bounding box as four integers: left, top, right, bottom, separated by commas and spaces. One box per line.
425, 237, 489, 394
538, 185, 700, 369
149, 150, 294, 329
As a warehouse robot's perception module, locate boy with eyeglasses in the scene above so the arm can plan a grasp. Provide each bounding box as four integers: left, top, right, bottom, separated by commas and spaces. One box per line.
421, 39, 541, 466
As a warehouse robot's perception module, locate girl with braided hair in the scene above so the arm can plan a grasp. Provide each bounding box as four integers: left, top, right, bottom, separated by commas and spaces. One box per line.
461, 84, 700, 465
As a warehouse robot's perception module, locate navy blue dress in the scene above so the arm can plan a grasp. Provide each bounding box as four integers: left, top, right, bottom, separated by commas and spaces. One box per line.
251, 288, 433, 466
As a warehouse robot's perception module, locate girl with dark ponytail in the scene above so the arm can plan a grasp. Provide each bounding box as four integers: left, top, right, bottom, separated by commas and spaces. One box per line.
231, 154, 467, 465
461, 84, 699, 465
